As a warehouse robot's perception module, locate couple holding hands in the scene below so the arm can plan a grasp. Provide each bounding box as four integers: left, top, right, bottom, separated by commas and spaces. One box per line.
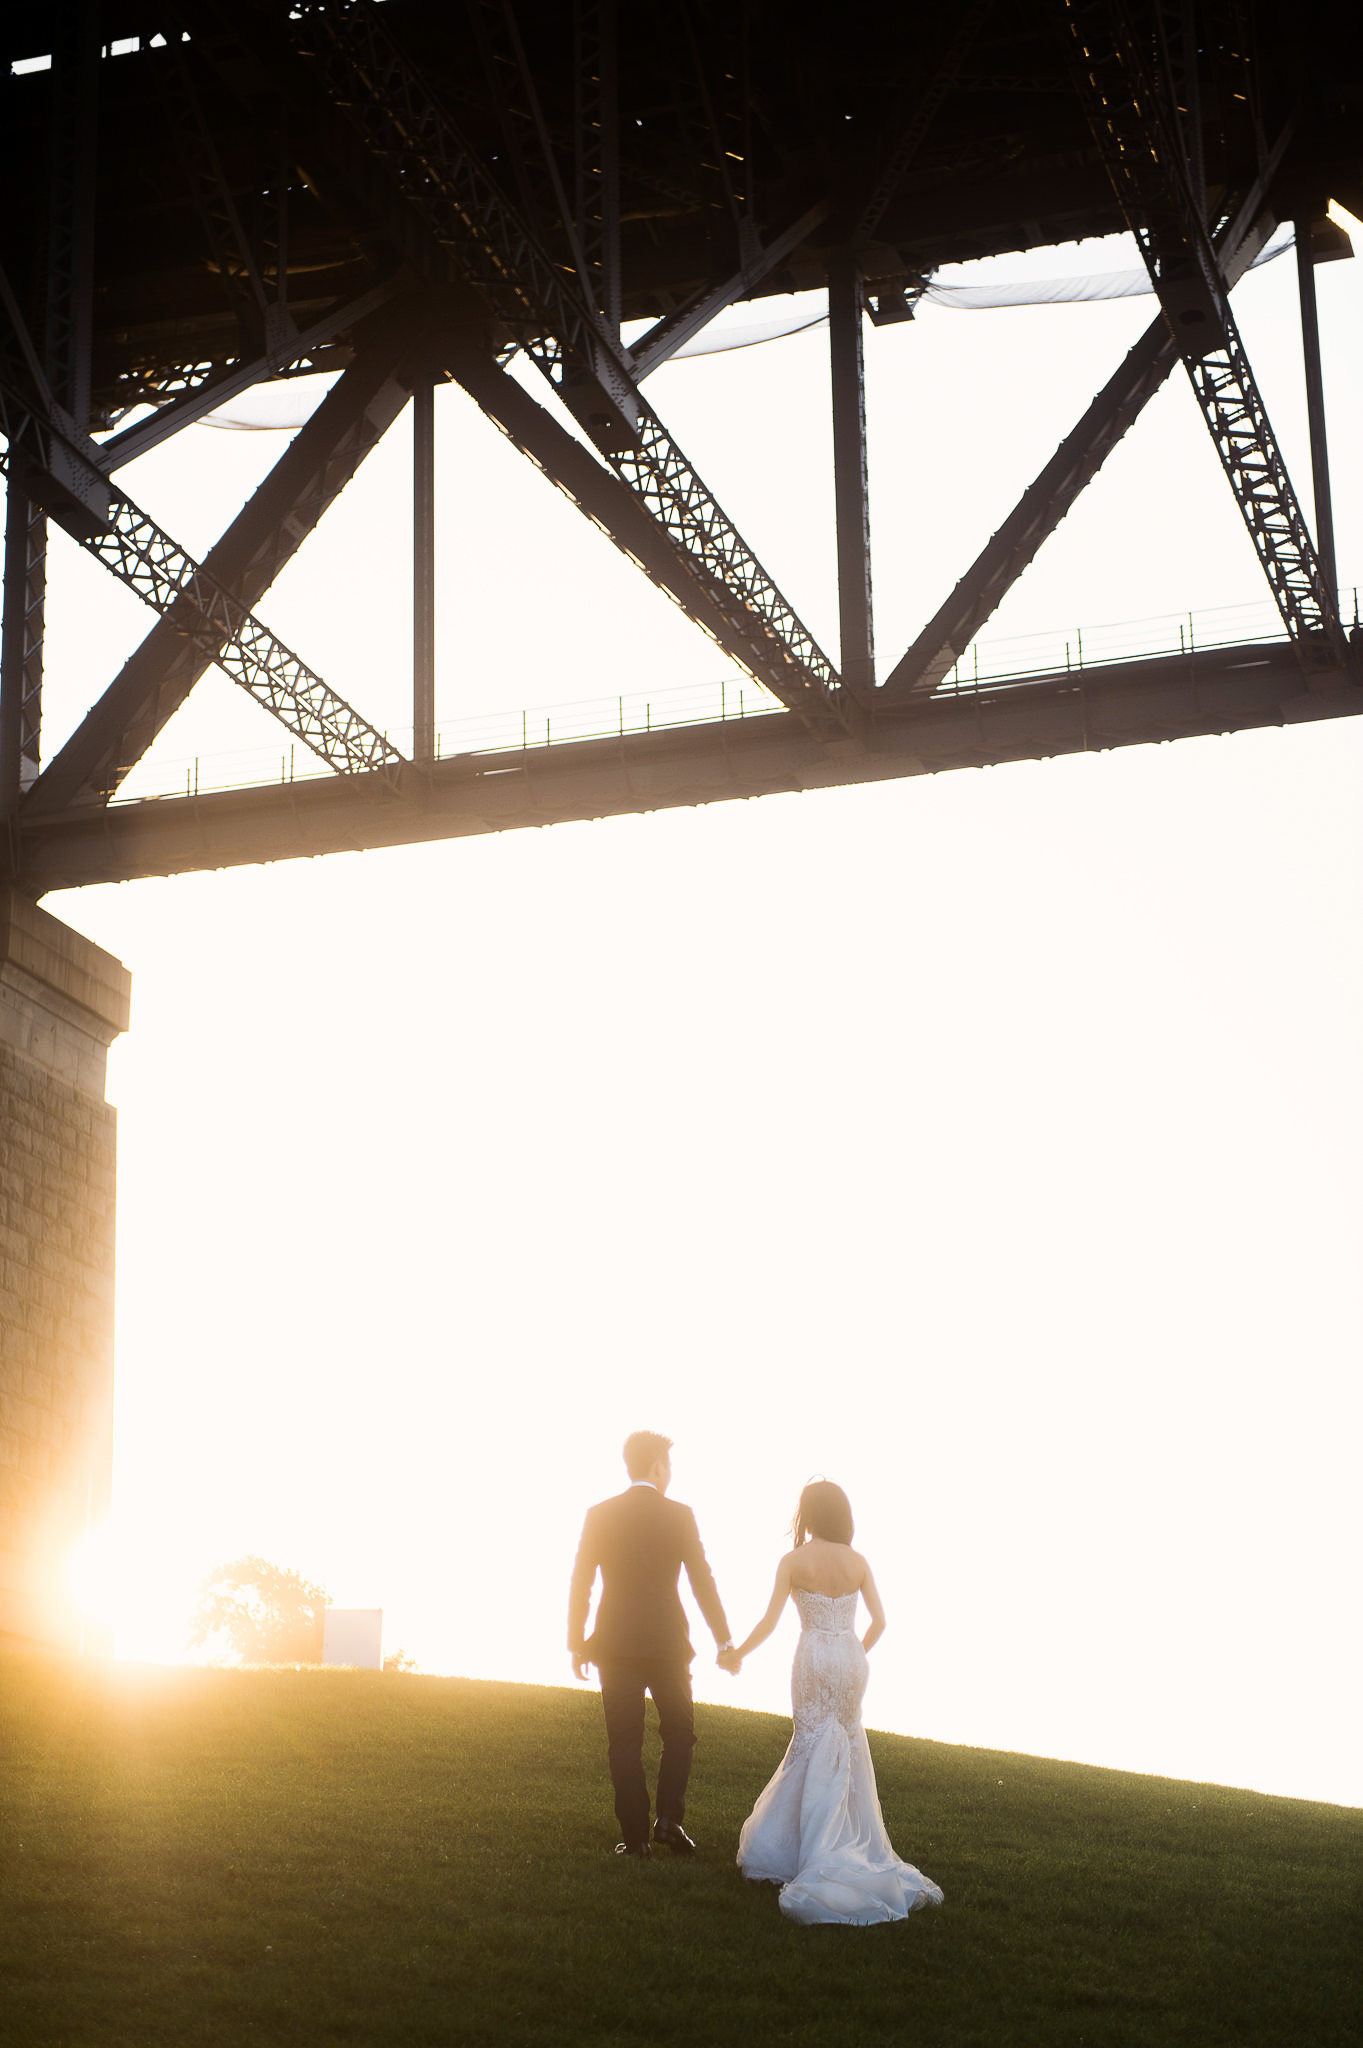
568, 1430, 943, 1927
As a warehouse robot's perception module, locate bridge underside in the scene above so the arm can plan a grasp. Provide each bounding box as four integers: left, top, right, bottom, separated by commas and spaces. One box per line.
2, 0, 1362, 898
20, 638, 1360, 890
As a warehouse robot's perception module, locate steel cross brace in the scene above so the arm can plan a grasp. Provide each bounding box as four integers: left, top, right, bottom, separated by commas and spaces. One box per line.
0, 362, 403, 802
288, 0, 852, 735
1059, 0, 1345, 670
12, 451, 405, 801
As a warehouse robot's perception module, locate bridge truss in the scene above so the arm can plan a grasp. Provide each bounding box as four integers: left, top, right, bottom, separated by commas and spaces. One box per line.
1, 0, 1359, 892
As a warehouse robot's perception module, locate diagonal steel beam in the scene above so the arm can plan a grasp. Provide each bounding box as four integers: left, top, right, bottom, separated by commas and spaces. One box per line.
878, 188, 1278, 704
1059, 0, 1344, 670
882, 317, 1177, 698
627, 199, 834, 381
288, 0, 854, 734
443, 338, 848, 724
21, 337, 413, 809
97, 278, 401, 471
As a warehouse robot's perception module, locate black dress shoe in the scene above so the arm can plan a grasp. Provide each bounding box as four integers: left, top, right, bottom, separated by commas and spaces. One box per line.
614, 1840, 651, 1857
652, 1820, 697, 1854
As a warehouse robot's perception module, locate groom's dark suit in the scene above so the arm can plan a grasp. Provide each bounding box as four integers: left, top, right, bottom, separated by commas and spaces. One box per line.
569, 1481, 730, 1846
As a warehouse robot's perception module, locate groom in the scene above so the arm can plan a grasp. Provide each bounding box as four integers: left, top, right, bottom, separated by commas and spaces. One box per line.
568, 1431, 734, 1857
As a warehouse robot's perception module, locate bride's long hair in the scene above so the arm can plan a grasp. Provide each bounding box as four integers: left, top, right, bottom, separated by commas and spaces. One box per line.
792, 1479, 854, 1548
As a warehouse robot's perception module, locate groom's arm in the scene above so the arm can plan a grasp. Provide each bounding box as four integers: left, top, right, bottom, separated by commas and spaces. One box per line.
567, 1510, 601, 1678
679, 1508, 731, 1649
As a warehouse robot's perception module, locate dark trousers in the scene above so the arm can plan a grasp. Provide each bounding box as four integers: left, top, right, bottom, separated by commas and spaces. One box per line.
597, 1658, 695, 1846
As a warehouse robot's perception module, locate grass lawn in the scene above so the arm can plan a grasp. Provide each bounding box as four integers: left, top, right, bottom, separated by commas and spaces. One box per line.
2, 1643, 1360, 2046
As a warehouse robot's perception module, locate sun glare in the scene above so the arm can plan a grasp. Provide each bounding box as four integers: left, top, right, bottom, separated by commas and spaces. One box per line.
67, 1521, 202, 1664
67, 1523, 118, 1628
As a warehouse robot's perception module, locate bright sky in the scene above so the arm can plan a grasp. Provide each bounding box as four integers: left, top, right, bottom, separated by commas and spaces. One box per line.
36, 225, 1363, 1810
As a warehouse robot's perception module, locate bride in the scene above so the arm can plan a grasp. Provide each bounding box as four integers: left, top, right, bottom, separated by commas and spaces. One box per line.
721, 1480, 944, 1926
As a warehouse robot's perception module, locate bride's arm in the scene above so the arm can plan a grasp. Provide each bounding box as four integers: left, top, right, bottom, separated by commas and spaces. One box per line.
860, 1563, 887, 1651
726, 1553, 796, 1665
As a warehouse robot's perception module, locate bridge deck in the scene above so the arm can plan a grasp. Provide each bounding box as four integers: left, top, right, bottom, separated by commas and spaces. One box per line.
23, 634, 1363, 894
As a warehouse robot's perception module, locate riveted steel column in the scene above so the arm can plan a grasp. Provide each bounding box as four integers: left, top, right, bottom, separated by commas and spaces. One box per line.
1295, 218, 1338, 614
413, 372, 436, 765
828, 257, 875, 697
1, 487, 46, 820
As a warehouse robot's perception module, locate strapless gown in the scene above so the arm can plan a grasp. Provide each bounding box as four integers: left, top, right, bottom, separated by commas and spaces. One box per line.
737, 1588, 944, 1926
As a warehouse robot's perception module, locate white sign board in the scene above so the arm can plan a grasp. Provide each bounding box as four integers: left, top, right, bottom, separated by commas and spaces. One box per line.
322, 1607, 383, 1670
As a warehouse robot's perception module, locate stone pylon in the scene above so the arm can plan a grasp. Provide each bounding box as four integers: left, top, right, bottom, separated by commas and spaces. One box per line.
0, 889, 130, 1650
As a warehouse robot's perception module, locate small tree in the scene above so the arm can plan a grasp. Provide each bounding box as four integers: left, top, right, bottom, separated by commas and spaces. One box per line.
383, 1647, 418, 1674
189, 1556, 330, 1666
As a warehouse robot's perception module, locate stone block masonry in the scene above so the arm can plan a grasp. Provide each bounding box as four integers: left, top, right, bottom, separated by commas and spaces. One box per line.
0, 888, 131, 1649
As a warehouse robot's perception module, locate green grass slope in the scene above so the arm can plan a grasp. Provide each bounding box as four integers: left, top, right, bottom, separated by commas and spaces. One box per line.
2, 1645, 1360, 2048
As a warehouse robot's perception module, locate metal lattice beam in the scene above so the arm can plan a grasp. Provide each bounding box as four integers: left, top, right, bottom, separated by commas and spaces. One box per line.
1059, 0, 1344, 669
19, 338, 413, 809
443, 336, 827, 703
289, 0, 852, 733
27, 479, 402, 799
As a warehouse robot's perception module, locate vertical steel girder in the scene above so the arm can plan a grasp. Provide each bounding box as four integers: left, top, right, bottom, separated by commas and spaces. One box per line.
1, 489, 47, 818
1060, 0, 1344, 669
290, 0, 853, 733
1295, 220, 1338, 614
19, 338, 414, 812
412, 371, 436, 765
827, 260, 874, 697
8, 0, 100, 808
573, 0, 622, 334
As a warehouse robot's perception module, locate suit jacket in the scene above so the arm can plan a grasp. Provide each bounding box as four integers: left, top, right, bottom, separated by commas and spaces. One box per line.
568, 1484, 730, 1666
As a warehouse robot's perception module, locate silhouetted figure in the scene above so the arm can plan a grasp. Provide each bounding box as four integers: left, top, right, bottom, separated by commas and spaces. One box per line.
568, 1431, 733, 1857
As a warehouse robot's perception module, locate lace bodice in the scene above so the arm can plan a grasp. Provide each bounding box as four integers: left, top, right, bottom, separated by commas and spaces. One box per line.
791, 1587, 859, 1634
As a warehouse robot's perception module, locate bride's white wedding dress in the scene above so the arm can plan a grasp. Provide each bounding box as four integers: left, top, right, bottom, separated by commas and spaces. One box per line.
737, 1589, 944, 1926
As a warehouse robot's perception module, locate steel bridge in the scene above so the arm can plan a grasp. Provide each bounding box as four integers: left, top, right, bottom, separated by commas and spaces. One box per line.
2, 0, 1361, 895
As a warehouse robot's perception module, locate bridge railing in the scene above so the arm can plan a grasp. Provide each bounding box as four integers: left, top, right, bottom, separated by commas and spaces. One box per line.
930, 592, 1358, 694
102, 585, 1358, 807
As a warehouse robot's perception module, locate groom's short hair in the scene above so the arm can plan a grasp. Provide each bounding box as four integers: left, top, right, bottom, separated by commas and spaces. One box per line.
623, 1430, 673, 1479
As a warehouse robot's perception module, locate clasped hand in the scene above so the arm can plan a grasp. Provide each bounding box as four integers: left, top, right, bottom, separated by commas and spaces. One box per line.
717, 1647, 743, 1675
